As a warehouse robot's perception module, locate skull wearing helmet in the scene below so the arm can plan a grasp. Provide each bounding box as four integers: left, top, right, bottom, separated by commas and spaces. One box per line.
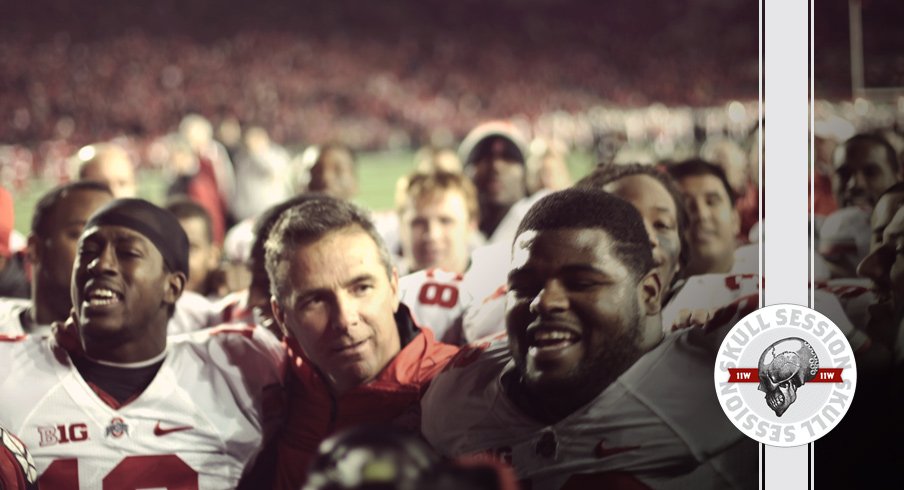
757, 337, 819, 417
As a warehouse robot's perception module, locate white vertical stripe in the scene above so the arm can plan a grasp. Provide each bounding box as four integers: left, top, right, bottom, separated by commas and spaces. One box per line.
763, 0, 811, 488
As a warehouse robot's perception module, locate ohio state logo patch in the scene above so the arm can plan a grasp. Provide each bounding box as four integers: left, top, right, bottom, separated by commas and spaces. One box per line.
105, 417, 129, 438
713, 304, 857, 447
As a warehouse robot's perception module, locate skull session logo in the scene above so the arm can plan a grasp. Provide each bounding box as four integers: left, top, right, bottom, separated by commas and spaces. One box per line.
713, 304, 857, 447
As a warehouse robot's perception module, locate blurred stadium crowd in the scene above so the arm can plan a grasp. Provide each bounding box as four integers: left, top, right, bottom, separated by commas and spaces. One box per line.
1, 0, 761, 189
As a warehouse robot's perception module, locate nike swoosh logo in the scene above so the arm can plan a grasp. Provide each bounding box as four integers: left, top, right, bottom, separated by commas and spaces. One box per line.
594, 442, 640, 459
153, 422, 193, 436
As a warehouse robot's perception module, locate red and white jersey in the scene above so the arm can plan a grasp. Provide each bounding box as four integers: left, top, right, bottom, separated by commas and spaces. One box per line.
461, 284, 507, 343
661, 273, 761, 333
422, 313, 758, 490
813, 278, 873, 331
0, 426, 37, 490
0, 298, 33, 337
0, 325, 286, 489
398, 268, 473, 343
663, 273, 869, 351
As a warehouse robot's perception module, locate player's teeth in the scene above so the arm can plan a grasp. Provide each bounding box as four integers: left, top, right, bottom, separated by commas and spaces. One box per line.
534, 331, 575, 341
89, 288, 118, 300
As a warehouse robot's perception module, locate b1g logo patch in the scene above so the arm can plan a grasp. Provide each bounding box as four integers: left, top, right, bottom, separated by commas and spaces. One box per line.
713, 304, 857, 447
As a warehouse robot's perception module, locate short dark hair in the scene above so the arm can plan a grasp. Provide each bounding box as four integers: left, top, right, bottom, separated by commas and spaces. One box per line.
165, 197, 214, 244
515, 188, 655, 280
248, 193, 329, 286
844, 133, 899, 173
316, 142, 357, 169
666, 158, 737, 206
576, 163, 690, 271
265, 196, 393, 301
31, 181, 113, 237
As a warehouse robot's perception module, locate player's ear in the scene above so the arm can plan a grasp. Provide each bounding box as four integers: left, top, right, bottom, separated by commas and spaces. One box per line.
270, 296, 291, 338
163, 270, 186, 306
730, 207, 741, 237
389, 267, 400, 313
638, 269, 663, 316
26, 233, 41, 264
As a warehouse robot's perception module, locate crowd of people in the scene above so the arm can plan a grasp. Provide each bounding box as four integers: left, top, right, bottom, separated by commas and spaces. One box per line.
1, 0, 758, 184
0, 101, 901, 489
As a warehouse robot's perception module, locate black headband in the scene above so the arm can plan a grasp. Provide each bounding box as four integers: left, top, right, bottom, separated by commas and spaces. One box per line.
84, 198, 190, 278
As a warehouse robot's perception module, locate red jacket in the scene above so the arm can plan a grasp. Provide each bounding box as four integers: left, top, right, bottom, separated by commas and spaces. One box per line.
274, 309, 459, 490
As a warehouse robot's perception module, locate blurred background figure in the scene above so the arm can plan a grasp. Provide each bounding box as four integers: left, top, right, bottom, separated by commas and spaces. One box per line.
414, 146, 462, 175
71, 142, 137, 198
459, 120, 533, 246
397, 171, 479, 276
820, 133, 901, 278
667, 159, 740, 277
1, 182, 113, 335
177, 113, 236, 243
165, 197, 223, 298
216, 116, 244, 163
576, 163, 688, 302
831, 133, 900, 211
306, 143, 359, 200
526, 137, 571, 194
699, 136, 755, 240
230, 125, 292, 222
0, 187, 28, 299
812, 115, 856, 218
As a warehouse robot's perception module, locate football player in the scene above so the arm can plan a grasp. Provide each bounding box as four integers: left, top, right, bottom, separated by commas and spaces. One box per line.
463, 162, 690, 341
0, 199, 285, 488
421, 189, 757, 489
72, 142, 137, 199
396, 171, 480, 342
0, 181, 113, 336
667, 159, 740, 277
460, 121, 549, 247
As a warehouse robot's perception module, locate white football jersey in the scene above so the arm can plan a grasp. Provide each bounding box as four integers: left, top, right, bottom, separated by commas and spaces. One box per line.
422, 308, 758, 490
0, 325, 286, 489
663, 273, 869, 351
813, 278, 873, 329
0, 298, 32, 337
461, 284, 507, 343
398, 268, 473, 343
662, 273, 761, 333
169, 290, 223, 335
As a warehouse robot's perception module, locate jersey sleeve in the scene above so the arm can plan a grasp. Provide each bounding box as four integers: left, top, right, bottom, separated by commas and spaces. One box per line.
0, 427, 37, 490
662, 274, 761, 333
461, 285, 507, 343
177, 324, 286, 466
420, 337, 510, 456
209, 324, 286, 422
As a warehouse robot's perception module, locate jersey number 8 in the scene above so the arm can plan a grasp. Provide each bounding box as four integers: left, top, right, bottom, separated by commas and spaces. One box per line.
417, 282, 459, 308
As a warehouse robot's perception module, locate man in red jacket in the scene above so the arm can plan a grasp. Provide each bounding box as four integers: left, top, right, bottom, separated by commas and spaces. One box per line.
264, 196, 459, 489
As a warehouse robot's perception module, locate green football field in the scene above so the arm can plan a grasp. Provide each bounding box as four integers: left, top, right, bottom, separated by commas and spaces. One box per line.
10, 150, 596, 235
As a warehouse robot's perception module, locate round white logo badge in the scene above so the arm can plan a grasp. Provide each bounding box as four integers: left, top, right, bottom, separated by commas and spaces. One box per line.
713, 304, 857, 447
